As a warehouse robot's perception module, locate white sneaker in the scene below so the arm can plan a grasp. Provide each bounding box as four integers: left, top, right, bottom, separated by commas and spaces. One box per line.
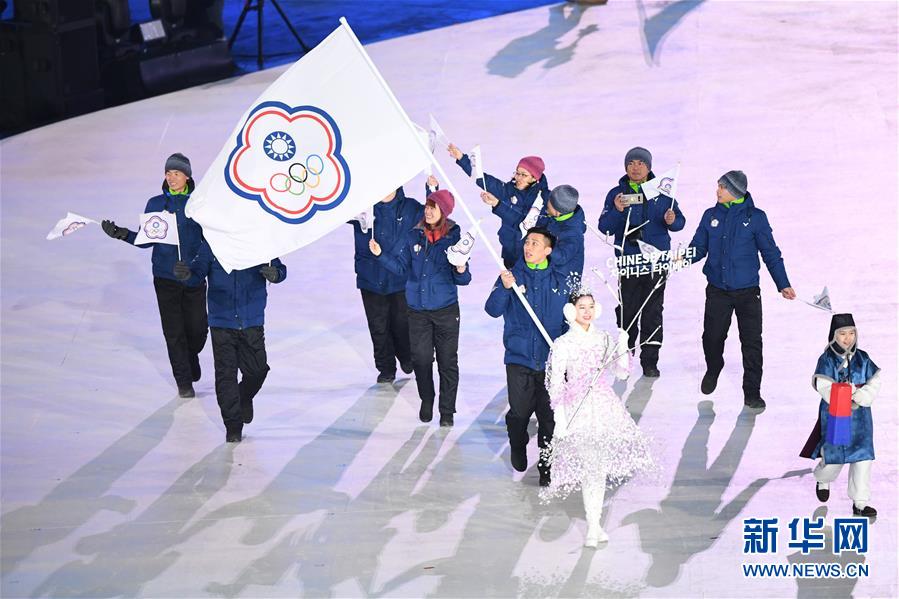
585, 525, 609, 548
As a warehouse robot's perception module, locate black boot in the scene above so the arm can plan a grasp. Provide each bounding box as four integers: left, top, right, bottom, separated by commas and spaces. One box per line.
178, 384, 195, 399
225, 423, 243, 443
439, 413, 454, 427
510, 446, 527, 473
538, 462, 551, 487
419, 400, 433, 423
241, 395, 254, 424
743, 396, 766, 410
190, 354, 201, 382
701, 370, 719, 394
642, 364, 660, 378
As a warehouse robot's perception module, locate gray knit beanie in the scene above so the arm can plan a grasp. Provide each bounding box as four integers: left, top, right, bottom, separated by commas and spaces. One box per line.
718, 170, 748, 199
165, 153, 192, 177
549, 184, 579, 214
624, 147, 652, 170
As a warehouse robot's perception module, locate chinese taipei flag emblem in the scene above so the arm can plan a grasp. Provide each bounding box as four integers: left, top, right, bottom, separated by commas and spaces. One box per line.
187, 19, 431, 272
224, 102, 350, 224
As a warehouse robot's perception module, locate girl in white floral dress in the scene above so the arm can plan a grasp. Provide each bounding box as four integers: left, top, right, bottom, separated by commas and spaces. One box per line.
540, 292, 654, 547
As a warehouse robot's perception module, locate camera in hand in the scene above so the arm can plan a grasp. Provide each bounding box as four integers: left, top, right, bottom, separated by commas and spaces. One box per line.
620, 193, 644, 206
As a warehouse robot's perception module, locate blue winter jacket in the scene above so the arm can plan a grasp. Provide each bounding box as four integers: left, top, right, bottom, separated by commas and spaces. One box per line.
688, 193, 790, 291
456, 154, 550, 266
597, 174, 686, 257
186, 240, 287, 329
350, 187, 424, 295
535, 205, 587, 277
378, 221, 472, 311
127, 180, 205, 287
484, 259, 568, 371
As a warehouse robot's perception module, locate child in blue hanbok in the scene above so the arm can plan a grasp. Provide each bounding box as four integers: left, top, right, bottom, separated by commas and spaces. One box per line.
800, 313, 882, 518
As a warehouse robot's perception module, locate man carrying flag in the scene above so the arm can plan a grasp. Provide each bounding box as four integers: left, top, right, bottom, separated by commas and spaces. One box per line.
101, 153, 208, 398
174, 244, 286, 443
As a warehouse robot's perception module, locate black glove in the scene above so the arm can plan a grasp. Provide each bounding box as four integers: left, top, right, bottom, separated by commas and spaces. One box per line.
101, 219, 129, 240
173, 261, 192, 281
259, 265, 280, 283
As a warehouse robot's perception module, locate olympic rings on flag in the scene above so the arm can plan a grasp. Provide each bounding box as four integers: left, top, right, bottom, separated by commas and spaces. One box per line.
271, 154, 326, 195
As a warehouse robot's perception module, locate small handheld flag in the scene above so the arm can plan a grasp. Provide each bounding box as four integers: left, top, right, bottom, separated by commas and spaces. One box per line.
801, 286, 832, 312
46, 212, 98, 240
447, 225, 478, 267
518, 190, 544, 237
642, 163, 680, 200
134, 211, 180, 247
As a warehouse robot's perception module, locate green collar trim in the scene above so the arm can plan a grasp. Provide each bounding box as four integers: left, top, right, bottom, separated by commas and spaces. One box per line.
628, 180, 641, 193
168, 186, 189, 196
526, 258, 549, 270
554, 211, 574, 222
723, 196, 745, 208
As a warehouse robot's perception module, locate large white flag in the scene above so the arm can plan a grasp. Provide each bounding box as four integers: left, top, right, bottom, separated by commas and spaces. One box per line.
413, 122, 434, 177
134, 211, 180, 247
642, 163, 680, 200
186, 20, 432, 271
46, 212, 98, 240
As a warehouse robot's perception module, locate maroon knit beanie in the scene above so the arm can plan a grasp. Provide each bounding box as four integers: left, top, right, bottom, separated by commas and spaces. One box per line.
517, 156, 545, 180
427, 189, 455, 217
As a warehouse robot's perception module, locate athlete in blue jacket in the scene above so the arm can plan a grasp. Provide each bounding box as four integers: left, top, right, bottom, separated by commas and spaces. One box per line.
448, 142, 549, 268
598, 147, 686, 378
101, 153, 207, 398
175, 240, 287, 443
370, 189, 471, 427
349, 186, 424, 384
485, 227, 567, 484
535, 184, 586, 278
688, 170, 795, 410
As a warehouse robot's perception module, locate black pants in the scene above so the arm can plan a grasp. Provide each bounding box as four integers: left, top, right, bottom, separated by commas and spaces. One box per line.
616, 272, 665, 368
153, 277, 208, 387
505, 364, 555, 454
408, 303, 460, 415
360, 289, 412, 377
210, 326, 270, 429
702, 284, 763, 399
